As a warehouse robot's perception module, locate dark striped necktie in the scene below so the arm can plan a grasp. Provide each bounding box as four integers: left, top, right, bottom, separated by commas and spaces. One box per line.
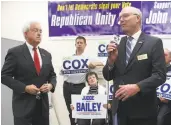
126, 36, 133, 65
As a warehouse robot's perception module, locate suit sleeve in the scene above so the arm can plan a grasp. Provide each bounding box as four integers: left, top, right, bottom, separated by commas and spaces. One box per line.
1, 49, 26, 94
48, 54, 57, 93
168, 100, 171, 108
102, 37, 124, 81
102, 61, 115, 81
137, 38, 166, 93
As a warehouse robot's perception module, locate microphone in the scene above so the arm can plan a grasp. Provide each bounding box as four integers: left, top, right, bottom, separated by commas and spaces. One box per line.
105, 35, 120, 125
108, 35, 120, 57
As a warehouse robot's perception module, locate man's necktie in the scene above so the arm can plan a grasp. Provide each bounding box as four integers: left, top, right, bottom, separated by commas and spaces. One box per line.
126, 36, 133, 65
33, 47, 40, 75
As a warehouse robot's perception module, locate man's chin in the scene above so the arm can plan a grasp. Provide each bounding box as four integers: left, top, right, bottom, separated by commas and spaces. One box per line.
121, 28, 128, 33
36, 40, 41, 43
122, 29, 130, 35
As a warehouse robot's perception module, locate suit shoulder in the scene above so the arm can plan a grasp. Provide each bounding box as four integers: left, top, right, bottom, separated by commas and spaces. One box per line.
8, 44, 24, 54
144, 34, 162, 43
39, 48, 51, 56
120, 36, 127, 41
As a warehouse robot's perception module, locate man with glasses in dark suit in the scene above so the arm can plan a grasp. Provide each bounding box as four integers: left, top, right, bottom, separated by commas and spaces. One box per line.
103, 7, 166, 125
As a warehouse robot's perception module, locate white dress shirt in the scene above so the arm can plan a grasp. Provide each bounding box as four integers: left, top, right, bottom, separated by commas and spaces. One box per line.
26, 42, 42, 67
127, 30, 142, 51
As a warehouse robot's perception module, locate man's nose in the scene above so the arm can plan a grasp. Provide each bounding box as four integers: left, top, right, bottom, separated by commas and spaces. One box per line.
37, 32, 41, 36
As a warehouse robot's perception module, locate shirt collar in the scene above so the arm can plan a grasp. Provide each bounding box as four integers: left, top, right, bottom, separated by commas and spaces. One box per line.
127, 30, 142, 41
74, 51, 85, 56
26, 41, 39, 50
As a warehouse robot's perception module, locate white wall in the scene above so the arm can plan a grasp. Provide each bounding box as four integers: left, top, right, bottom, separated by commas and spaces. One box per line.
1, 1, 171, 125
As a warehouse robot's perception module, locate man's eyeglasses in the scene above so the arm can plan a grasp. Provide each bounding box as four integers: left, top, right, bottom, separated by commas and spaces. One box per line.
30, 28, 42, 33
119, 13, 139, 20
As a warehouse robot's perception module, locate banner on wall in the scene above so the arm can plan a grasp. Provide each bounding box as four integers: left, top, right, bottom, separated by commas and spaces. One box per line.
142, 1, 171, 34
48, 1, 141, 37
48, 1, 171, 37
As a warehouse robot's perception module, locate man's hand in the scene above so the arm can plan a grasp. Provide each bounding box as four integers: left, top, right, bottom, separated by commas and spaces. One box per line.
88, 62, 104, 69
103, 104, 111, 109
70, 104, 74, 110
159, 97, 169, 103
40, 83, 53, 93
25, 84, 40, 95
115, 84, 140, 101
88, 62, 96, 69
107, 42, 118, 65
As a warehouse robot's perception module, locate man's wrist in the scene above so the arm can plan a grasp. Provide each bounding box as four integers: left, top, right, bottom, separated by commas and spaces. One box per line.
107, 58, 114, 66
49, 83, 54, 91
107, 59, 114, 70
25, 86, 28, 93
135, 84, 140, 92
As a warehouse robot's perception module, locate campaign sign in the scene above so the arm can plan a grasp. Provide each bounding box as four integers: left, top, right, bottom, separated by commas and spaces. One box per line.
97, 42, 108, 57
97, 35, 120, 58
107, 80, 114, 100
157, 76, 171, 100
62, 56, 89, 74
71, 95, 107, 119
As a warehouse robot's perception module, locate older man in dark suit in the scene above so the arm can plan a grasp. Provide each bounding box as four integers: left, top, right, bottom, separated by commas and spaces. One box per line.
1, 21, 57, 125
103, 7, 166, 125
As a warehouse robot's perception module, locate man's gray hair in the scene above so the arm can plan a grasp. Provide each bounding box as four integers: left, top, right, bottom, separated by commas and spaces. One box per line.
22, 21, 40, 38
121, 6, 142, 26
129, 6, 142, 26
132, 7, 142, 19
164, 48, 171, 58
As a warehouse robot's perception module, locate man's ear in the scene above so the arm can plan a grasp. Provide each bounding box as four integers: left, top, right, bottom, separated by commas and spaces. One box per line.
24, 32, 27, 39
136, 15, 140, 23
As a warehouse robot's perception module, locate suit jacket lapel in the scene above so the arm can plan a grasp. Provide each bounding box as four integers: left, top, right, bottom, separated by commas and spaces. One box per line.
22, 43, 37, 75
118, 36, 127, 73
39, 48, 46, 76
126, 33, 145, 70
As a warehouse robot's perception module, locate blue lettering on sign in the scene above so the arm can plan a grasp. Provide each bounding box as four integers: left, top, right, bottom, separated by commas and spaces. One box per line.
110, 85, 114, 93
77, 102, 81, 111
72, 60, 80, 69
98, 44, 106, 53
63, 59, 88, 70
82, 96, 94, 100
76, 102, 101, 111
160, 83, 170, 93
109, 95, 113, 99
63, 60, 71, 69
98, 44, 108, 57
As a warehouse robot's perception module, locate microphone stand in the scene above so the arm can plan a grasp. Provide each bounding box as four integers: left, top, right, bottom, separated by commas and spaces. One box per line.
105, 35, 120, 125
105, 78, 110, 125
